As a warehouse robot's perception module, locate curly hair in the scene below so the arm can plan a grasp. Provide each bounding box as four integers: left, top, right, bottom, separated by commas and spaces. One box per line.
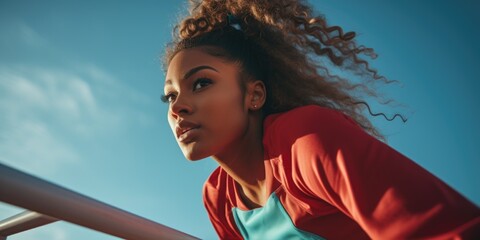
163, 0, 406, 140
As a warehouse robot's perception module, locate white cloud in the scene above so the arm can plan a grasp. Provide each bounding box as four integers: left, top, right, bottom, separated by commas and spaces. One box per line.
81, 64, 150, 105
0, 119, 79, 174
0, 65, 153, 175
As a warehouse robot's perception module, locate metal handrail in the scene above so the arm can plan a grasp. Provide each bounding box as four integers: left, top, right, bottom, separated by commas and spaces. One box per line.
0, 163, 199, 240
0, 211, 57, 239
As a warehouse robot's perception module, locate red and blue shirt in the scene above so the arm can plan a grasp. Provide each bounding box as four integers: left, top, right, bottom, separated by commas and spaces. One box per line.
203, 105, 480, 239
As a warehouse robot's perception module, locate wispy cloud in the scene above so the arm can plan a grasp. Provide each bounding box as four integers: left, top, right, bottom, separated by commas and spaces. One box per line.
18, 22, 47, 47
0, 65, 153, 175
0, 21, 48, 48
0, 119, 80, 174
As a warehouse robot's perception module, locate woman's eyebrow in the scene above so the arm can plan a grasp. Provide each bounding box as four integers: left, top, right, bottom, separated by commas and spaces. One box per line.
184, 65, 218, 79
165, 65, 218, 85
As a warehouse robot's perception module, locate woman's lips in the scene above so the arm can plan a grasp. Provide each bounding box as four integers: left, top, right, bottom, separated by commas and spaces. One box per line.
176, 120, 201, 143
177, 126, 200, 142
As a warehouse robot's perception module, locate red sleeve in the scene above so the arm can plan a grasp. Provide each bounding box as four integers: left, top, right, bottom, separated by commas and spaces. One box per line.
203, 167, 242, 240
265, 105, 480, 239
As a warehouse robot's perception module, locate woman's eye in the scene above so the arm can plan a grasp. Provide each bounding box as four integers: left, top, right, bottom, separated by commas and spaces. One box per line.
193, 78, 212, 91
161, 93, 176, 103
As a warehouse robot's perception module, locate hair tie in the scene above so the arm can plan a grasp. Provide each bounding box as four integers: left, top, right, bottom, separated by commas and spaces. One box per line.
227, 14, 243, 31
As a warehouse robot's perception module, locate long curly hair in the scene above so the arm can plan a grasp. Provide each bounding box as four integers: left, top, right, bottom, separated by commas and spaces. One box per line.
163, 0, 405, 140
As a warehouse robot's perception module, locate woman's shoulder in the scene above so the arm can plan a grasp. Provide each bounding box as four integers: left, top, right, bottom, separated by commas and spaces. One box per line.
263, 105, 360, 142
264, 104, 357, 128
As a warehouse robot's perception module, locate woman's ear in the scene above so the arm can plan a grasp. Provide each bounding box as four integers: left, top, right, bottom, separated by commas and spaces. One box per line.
246, 80, 266, 111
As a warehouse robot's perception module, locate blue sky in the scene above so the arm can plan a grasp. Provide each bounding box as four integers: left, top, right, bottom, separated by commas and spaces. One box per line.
0, 0, 478, 239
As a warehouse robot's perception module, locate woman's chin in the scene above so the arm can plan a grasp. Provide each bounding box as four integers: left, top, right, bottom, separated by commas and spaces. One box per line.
181, 148, 211, 161
184, 155, 207, 161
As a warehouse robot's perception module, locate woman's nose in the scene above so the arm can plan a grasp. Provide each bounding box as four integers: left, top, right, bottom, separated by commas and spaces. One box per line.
170, 94, 192, 118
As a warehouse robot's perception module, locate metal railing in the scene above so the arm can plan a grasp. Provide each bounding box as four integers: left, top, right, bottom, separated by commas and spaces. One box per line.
0, 163, 199, 240
0, 211, 57, 240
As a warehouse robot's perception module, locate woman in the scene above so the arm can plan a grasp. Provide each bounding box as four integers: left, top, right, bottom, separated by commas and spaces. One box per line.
162, 0, 479, 239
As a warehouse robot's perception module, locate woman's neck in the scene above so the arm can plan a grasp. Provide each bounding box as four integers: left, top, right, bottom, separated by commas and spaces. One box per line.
212, 114, 267, 207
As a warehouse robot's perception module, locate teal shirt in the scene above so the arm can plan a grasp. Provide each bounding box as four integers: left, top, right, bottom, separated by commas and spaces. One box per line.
232, 193, 325, 240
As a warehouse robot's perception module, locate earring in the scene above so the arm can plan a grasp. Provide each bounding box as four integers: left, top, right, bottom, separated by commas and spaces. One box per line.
253, 104, 257, 109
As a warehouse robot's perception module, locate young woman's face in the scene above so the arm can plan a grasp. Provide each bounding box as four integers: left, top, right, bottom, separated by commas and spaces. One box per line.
164, 48, 250, 160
